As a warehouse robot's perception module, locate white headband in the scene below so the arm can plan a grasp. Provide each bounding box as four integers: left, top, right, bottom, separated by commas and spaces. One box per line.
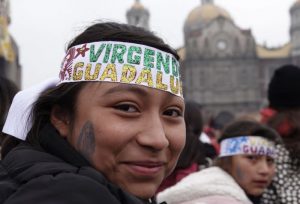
2, 77, 59, 140
2, 42, 182, 141
59, 41, 183, 98
219, 136, 276, 158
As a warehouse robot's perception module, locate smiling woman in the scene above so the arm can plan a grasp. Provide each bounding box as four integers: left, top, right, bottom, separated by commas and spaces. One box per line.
0, 22, 186, 204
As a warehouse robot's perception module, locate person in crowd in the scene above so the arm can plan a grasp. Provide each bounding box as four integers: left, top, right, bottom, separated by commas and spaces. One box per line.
210, 110, 235, 139
157, 120, 281, 204
156, 101, 211, 193
185, 101, 217, 161
0, 76, 18, 146
261, 64, 300, 204
0, 22, 186, 204
204, 110, 235, 154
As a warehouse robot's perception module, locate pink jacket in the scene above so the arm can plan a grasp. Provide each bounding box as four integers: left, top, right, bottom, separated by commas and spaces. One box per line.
156, 163, 198, 193
157, 167, 252, 204
179, 195, 248, 204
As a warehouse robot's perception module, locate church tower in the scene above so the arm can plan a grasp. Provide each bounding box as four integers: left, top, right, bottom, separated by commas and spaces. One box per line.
126, 0, 150, 30
290, 0, 300, 61
0, 0, 21, 87
201, 0, 214, 4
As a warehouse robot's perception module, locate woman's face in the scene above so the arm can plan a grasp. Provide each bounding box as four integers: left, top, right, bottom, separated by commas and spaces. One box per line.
62, 82, 185, 199
229, 154, 276, 196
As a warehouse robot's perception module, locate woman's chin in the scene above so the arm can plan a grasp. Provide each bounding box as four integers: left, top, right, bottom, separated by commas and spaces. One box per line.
126, 184, 158, 200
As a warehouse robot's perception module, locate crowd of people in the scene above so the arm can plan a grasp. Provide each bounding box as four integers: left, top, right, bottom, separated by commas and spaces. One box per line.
0, 20, 300, 204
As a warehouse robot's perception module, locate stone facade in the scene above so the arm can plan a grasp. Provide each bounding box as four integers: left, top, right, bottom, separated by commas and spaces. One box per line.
126, 0, 300, 117
180, 0, 300, 116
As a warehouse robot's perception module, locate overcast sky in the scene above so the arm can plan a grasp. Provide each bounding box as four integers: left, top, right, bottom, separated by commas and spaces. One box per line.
9, 0, 297, 88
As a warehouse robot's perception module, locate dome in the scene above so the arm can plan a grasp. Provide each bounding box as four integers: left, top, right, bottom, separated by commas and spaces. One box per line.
294, 0, 300, 6
184, 4, 233, 29
290, 0, 300, 12
131, 0, 145, 10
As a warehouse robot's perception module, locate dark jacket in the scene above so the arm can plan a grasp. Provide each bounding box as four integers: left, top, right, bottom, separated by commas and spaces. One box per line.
261, 144, 300, 204
0, 124, 152, 204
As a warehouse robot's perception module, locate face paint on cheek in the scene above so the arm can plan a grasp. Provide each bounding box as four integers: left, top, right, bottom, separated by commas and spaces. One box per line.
235, 166, 246, 183
76, 121, 96, 162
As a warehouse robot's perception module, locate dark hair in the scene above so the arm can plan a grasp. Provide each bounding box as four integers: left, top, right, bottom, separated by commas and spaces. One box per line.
265, 109, 300, 165
0, 76, 18, 130
215, 120, 281, 171
210, 111, 235, 130
176, 101, 206, 169
26, 83, 86, 145
22, 22, 177, 147
176, 128, 206, 169
68, 22, 178, 60
0, 76, 18, 149
219, 120, 281, 144
184, 101, 203, 136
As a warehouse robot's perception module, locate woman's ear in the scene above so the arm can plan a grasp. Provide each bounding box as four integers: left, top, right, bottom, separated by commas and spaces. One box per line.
50, 105, 70, 138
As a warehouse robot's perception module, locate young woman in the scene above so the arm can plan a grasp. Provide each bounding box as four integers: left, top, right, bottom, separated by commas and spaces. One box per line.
157, 120, 281, 204
0, 22, 186, 204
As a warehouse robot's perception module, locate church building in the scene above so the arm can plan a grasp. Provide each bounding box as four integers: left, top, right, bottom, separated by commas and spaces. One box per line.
129, 0, 300, 116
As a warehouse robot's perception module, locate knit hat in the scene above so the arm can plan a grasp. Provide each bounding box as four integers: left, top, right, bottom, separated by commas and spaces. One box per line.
268, 64, 300, 109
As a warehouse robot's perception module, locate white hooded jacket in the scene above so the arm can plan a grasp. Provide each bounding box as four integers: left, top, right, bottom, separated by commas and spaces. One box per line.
157, 167, 252, 204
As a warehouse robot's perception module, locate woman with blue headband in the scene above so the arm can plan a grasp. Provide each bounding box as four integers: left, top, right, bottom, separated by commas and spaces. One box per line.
157, 120, 282, 204
0, 22, 185, 204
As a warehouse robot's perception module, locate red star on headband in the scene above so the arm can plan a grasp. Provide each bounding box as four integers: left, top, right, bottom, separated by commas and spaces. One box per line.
75, 44, 90, 58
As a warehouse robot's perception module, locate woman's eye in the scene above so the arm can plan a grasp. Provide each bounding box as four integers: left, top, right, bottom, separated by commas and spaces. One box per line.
114, 104, 138, 113
267, 157, 275, 165
164, 109, 182, 117
246, 155, 258, 162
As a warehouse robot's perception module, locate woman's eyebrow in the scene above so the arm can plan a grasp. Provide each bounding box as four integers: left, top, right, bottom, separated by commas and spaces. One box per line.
102, 84, 149, 97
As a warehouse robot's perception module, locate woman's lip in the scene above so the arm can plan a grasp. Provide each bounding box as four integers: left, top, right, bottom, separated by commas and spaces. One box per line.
253, 179, 268, 183
122, 161, 165, 175
253, 180, 269, 186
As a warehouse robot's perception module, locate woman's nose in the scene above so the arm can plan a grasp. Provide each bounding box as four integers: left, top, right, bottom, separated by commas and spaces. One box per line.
258, 159, 273, 175
136, 114, 169, 151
